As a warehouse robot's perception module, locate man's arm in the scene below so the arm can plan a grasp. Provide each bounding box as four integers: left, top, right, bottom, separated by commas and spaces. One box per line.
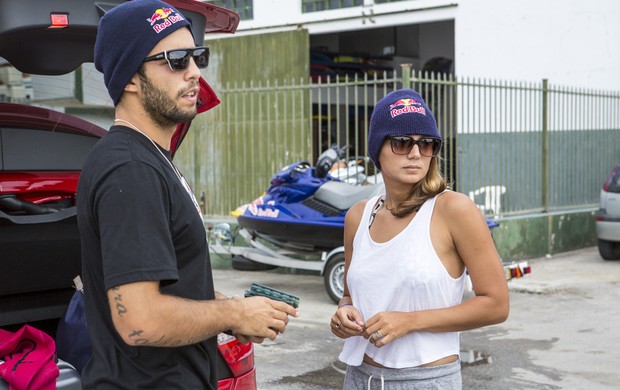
107, 281, 298, 347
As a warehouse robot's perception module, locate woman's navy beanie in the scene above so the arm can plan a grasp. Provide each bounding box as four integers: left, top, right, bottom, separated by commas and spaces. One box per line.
368, 89, 441, 170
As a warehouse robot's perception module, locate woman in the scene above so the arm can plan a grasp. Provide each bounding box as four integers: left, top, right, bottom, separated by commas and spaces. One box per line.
330, 89, 509, 389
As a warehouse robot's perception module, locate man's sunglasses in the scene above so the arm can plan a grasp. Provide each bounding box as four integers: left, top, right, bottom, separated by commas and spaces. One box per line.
143, 46, 209, 71
387, 135, 442, 157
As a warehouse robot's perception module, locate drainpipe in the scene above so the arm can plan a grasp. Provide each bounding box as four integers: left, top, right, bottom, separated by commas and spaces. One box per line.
542, 79, 552, 254
401, 63, 412, 89
542, 79, 549, 213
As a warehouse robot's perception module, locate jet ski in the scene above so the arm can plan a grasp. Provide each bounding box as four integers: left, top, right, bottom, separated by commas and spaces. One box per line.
234, 146, 384, 251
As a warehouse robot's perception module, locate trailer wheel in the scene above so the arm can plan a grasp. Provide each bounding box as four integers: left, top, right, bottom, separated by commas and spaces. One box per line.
323, 253, 345, 304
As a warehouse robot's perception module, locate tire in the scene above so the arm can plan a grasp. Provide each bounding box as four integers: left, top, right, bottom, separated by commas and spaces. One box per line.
598, 239, 620, 261
231, 255, 278, 271
323, 253, 345, 304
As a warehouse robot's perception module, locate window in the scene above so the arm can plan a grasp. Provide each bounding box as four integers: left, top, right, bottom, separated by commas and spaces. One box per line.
208, 0, 253, 20
302, 0, 363, 13
1, 128, 98, 170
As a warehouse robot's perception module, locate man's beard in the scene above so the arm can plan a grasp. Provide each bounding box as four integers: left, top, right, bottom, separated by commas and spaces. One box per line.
139, 73, 198, 128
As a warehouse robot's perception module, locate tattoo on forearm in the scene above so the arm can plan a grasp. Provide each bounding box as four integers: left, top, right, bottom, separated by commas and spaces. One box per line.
127, 332, 200, 347
127, 329, 166, 346
128, 329, 148, 345
112, 287, 128, 317
111, 289, 204, 347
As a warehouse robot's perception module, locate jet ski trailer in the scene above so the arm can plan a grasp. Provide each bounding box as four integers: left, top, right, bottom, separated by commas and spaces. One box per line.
208, 224, 346, 303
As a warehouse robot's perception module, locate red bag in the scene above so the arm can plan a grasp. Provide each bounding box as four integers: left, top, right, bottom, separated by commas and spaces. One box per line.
0, 325, 59, 390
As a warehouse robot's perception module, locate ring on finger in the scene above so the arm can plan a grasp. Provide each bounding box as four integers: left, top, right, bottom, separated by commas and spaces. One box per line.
335, 322, 341, 329
373, 330, 383, 341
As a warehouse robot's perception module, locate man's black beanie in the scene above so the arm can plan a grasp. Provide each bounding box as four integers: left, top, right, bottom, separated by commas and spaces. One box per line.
94, 0, 192, 105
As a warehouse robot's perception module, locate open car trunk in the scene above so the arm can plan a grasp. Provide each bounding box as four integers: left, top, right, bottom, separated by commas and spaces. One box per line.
0, 0, 237, 326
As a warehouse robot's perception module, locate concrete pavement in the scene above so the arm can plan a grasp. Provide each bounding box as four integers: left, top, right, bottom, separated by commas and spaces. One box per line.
211, 246, 620, 389
464, 247, 620, 389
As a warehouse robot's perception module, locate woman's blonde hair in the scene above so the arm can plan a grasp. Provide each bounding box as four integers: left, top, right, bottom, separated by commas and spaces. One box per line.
388, 155, 447, 217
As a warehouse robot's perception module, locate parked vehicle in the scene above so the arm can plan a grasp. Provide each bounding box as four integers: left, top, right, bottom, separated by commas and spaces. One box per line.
0, 1, 256, 388
595, 162, 620, 260
0, 103, 107, 326
234, 145, 383, 251
310, 50, 393, 83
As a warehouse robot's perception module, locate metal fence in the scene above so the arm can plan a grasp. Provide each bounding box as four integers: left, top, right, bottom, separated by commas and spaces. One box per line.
175, 66, 620, 217
454, 77, 620, 216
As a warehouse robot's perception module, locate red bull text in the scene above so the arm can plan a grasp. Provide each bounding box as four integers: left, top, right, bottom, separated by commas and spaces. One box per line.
146, 7, 185, 33
389, 98, 426, 118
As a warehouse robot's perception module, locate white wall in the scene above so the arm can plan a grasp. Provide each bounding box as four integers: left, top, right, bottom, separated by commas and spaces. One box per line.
231, 0, 457, 35
30, 64, 112, 107
81, 64, 112, 107
231, 0, 619, 90
30, 74, 75, 101
455, 0, 620, 89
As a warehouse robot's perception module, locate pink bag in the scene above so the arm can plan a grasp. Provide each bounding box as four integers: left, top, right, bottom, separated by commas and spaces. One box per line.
0, 325, 59, 390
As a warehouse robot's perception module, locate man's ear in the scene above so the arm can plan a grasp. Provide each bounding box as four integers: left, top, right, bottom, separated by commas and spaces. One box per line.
124, 74, 141, 93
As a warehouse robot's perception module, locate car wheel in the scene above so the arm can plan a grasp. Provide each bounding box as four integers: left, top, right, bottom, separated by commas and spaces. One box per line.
231, 255, 277, 271
598, 239, 620, 260
323, 253, 345, 304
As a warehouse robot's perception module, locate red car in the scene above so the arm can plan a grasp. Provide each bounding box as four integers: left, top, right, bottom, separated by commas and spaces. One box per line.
0, 1, 255, 388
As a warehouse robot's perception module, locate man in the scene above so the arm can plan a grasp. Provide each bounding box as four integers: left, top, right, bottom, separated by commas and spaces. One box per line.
76, 1, 297, 388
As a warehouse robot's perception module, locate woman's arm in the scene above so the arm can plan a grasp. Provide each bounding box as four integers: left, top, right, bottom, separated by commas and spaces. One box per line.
331, 200, 366, 337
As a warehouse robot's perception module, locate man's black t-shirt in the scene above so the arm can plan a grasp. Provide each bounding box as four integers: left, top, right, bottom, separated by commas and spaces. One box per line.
77, 126, 217, 389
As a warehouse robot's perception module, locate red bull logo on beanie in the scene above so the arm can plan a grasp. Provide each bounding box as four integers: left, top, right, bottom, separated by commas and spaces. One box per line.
146, 7, 185, 33
389, 98, 426, 118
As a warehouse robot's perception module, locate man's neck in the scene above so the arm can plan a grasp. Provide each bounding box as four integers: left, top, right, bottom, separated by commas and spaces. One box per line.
114, 109, 175, 151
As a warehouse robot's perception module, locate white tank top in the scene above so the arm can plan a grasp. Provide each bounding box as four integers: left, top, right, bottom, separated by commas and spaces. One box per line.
339, 192, 465, 368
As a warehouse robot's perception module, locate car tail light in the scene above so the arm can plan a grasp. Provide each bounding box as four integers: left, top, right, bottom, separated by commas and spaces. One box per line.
49, 13, 69, 29
218, 369, 257, 390
217, 333, 255, 378
504, 261, 531, 280
603, 165, 620, 192
218, 378, 234, 390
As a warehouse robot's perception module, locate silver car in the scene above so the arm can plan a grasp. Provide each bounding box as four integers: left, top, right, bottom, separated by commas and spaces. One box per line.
596, 162, 620, 260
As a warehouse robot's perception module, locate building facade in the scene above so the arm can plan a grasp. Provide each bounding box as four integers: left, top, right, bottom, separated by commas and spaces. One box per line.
208, 0, 620, 90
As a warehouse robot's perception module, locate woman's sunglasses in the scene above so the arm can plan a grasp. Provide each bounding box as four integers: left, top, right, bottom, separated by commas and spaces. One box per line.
143, 46, 209, 71
387, 135, 442, 157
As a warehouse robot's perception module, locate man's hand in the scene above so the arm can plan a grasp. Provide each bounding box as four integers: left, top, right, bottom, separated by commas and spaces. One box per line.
231, 296, 299, 341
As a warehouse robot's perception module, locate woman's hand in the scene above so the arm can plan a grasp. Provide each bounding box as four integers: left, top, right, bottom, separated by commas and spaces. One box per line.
330, 305, 364, 339
363, 311, 411, 348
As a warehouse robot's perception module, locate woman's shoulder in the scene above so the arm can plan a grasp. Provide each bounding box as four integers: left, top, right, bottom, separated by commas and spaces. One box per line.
435, 190, 479, 215
345, 196, 378, 224
347, 198, 370, 216
433, 191, 490, 238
